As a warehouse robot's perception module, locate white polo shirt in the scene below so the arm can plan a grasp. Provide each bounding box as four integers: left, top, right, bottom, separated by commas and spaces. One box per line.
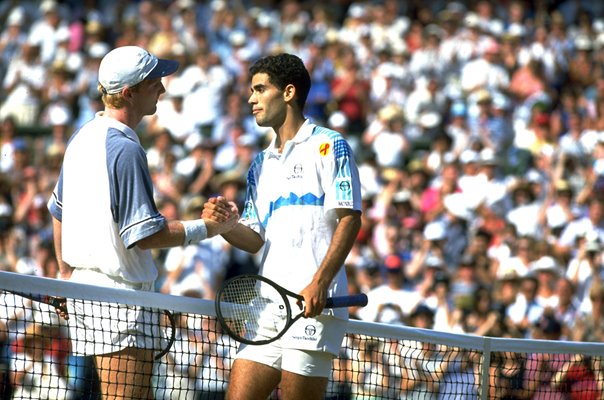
47, 113, 165, 283
240, 120, 362, 320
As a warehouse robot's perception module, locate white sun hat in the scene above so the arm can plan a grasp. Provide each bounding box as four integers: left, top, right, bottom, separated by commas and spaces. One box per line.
98, 46, 179, 94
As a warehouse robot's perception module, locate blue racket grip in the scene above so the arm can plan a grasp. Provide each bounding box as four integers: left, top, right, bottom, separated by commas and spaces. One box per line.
325, 294, 368, 309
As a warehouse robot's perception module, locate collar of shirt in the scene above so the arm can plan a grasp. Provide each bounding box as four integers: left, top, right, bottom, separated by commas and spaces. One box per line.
95, 111, 141, 145
266, 119, 315, 157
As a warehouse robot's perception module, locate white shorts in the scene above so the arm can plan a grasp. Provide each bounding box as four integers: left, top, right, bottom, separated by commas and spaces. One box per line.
234, 314, 347, 378
68, 269, 159, 356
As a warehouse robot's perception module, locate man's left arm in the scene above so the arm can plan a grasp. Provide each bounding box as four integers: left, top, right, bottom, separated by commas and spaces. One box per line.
299, 208, 361, 317
51, 216, 74, 280
50, 215, 73, 320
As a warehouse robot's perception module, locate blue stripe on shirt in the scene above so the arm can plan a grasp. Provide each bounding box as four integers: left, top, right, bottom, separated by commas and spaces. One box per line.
262, 192, 325, 227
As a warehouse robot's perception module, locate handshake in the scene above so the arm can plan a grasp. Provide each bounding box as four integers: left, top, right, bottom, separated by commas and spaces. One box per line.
201, 196, 240, 237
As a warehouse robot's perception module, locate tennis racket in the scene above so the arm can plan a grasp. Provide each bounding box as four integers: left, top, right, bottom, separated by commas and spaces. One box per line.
9, 290, 68, 314
215, 274, 368, 345
5, 290, 176, 361
155, 309, 176, 360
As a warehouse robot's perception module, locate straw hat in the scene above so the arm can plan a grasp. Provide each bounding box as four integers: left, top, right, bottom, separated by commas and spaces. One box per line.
377, 104, 405, 123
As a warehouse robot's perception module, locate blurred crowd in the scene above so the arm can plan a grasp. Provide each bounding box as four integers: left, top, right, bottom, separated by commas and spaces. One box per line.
1, 0, 604, 349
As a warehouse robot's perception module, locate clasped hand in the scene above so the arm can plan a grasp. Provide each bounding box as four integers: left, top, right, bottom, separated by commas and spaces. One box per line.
202, 196, 239, 236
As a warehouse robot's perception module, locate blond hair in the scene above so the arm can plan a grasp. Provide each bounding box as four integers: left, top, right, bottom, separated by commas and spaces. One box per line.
97, 81, 143, 109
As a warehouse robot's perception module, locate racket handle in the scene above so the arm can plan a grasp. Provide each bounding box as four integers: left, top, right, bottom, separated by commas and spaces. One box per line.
325, 294, 368, 309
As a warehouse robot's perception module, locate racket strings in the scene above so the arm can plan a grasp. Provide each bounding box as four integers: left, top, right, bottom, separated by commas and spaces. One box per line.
218, 277, 289, 343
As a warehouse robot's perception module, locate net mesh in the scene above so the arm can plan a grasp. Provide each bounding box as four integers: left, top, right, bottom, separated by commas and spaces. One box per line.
1, 271, 603, 400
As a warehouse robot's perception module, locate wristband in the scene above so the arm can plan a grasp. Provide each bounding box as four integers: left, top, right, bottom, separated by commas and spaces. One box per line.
182, 219, 208, 245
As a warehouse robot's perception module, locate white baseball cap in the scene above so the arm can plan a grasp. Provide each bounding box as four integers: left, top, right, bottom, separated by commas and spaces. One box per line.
423, 221, 446, 241
98, 46, 179, 94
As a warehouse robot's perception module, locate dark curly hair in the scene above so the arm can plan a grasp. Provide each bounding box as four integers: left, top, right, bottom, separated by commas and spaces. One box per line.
249, 53, 311, 110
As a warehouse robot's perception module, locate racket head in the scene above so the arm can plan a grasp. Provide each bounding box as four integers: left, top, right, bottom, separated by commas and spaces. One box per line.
215, 274, 298, 345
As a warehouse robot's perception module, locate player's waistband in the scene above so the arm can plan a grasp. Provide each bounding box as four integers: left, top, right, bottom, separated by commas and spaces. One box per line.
71, 267, 154, 291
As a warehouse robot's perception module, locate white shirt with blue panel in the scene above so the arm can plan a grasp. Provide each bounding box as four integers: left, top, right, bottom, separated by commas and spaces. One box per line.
47, 113, 165, 283
240, 120, 362, 321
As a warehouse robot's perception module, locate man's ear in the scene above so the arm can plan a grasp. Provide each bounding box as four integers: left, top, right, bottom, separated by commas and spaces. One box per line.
121, 86, 134, 101
283, 83, 296, 103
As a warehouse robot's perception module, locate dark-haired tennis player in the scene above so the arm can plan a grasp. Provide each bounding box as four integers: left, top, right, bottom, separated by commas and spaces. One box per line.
204, 53, 362, 400
47, 46, 238, 399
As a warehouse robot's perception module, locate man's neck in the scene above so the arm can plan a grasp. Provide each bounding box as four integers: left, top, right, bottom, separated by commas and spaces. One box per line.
274, 114, 306, 153
103, 107, 142, 130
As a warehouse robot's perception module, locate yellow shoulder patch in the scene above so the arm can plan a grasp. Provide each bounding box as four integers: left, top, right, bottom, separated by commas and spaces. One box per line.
319, 142, 331, 156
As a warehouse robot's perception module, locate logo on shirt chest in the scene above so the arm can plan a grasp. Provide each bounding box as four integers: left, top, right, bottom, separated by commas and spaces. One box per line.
286, 163, 304, 180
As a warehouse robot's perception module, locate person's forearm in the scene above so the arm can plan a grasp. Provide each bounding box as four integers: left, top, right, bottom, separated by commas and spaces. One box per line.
137, 221, 186, 249
312, 211, 361, 288
138, 211, 240, 250
221, 223, 264, 254
52, 217, 74, 279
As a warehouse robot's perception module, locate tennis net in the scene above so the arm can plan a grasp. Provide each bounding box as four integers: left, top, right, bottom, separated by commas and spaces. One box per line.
1, 270, 603, 399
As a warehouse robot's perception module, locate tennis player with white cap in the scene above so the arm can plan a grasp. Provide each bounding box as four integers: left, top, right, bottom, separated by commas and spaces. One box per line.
47, 46, 238, 399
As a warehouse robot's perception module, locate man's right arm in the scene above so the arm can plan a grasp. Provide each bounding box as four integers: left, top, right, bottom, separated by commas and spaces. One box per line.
202, 197, 264, 254
221, 223, 264, 254
136, 207, 239, 250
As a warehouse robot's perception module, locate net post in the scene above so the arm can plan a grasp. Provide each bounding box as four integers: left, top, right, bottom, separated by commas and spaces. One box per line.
480, 336, 492, 400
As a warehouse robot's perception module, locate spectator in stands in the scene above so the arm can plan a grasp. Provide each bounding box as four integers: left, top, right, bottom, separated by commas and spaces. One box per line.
357, 254, 420, 323
460, 37, 509, 96
0, 8, 26, 88
456, 149, 483, 206
9, 323, 70, 400
568, 35, 598, 92
539, 179, 580, 243
552, 354, 603, 400
475, 148, 510, 218
331, 45, 371, 137
39, 60, 75, 137
418, 159, 460, 223
507, 275, 545, 338
552, 276, 581, 340
71, 42, 108, 127
438, 347, 479, 400
399, 304, 444, 399
363, 104, 409, 171
530, 255, 563, 310
353, 339, 393, 399
405, 220, 447, 283
0, 41, 46, 127
506, 179, 543, 239
0, 116, 19, 174
557, 197, 604, 260
524, 312, 584, 399
460, 285, 502, 336
490, 350, 526, 399
558, 111, 590, 159
156, 300, 203, 400
467, 89, 513, 155
424, 271, 460, 333
445, 102, 472, 159
448, 254, 479, 307
179, 49, 231, 146
573, 280, 604, 343
27, 0, 70, 67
